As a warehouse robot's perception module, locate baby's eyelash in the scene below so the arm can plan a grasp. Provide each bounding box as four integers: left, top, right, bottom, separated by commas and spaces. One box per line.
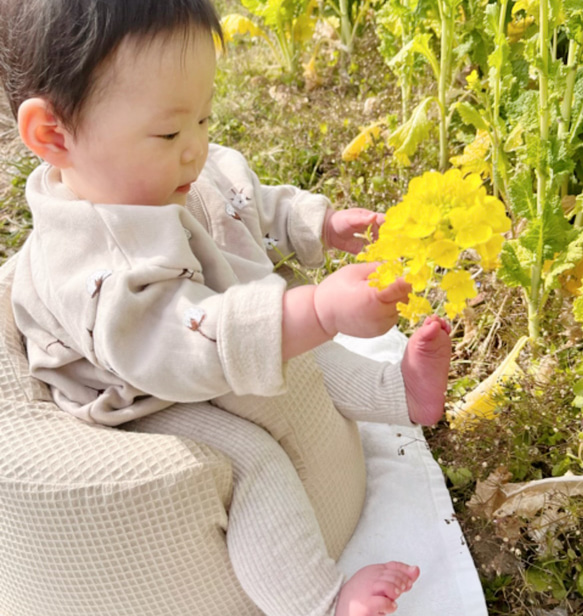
159, 132, 179, 141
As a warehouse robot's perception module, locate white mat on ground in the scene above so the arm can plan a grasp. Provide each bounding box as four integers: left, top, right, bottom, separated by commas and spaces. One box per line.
335, 330, 488, 616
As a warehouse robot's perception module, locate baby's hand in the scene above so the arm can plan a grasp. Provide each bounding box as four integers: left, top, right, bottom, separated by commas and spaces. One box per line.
314, 263, 411, 338
324, 208, 385, 255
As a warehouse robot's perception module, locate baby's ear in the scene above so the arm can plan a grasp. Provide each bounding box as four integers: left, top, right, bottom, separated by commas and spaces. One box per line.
17, 98, 72, 168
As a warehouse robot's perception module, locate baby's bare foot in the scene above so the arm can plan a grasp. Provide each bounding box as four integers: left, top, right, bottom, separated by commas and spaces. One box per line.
335, 562, 420, 616
401, 315, 452, 425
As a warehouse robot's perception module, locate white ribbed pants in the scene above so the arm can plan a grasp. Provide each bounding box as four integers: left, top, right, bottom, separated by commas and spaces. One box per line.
122, 342, 412, 616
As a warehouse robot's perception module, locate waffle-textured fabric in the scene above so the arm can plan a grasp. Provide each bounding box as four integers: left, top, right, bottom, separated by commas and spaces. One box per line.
1, 253, 415, 615
0, 255, 260, 615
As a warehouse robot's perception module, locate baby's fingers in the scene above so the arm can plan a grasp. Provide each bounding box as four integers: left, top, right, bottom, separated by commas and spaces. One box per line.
375, 277, 411, 305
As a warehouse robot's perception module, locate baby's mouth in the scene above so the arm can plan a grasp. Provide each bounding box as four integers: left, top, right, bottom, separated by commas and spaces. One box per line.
176, 183, 192, 194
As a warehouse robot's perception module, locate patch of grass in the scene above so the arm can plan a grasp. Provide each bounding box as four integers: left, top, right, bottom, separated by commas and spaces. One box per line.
0, 153, 37, 261
427, 302, 583, 614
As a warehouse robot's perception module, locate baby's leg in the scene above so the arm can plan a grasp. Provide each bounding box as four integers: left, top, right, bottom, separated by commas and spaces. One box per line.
122, 402, 342, 616
313, 317, 451, 426
401, 315, 451, 425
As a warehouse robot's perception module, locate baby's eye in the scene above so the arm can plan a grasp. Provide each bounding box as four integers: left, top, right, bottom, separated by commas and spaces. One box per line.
199, 115, 212, 126
159, 132, 179, 141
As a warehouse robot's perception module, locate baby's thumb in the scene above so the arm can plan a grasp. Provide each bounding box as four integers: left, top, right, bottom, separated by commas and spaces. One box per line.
376, 277, 411, 305
348, 261, 383, 280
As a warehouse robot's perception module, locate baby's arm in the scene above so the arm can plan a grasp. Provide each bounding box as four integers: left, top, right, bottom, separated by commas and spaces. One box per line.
282, 263, 411, 360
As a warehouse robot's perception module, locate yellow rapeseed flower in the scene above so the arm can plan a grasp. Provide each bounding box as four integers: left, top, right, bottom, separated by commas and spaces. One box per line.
359, 168, 508, 323
440, 270, 477, 306
402, 201, 441, 238
368, 260, 404, 289
476, 234, 505, 271
427, 239, 460, 268
397, 294, 433, 324
405, 265, 432, 292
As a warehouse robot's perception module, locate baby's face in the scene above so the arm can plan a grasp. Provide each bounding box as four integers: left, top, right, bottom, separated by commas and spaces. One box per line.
60, 28, 216, 206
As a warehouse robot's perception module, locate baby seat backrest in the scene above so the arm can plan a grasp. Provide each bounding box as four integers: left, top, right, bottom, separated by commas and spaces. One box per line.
0, 254, 263, 616
0, 255, 51, 403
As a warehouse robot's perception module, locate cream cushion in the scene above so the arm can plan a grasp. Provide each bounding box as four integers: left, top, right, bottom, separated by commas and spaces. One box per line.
0, 255, 365, 615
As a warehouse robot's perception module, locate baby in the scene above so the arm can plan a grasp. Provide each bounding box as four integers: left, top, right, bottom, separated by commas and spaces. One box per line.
0, 0, 452, 614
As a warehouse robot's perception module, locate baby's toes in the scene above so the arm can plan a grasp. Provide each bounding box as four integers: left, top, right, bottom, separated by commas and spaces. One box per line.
372, 578, 406, 601
381, 562, 420, 582
367, 595, 397, 615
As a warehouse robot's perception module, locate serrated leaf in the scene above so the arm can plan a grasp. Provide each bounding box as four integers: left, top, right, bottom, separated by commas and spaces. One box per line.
574, 295, 583, 322
410, 33, 440, 79
504, 123, 525, 152
454, 102, 488, 131
519, 202, 575, 263
498, 240, 533, 289
544, 228, 583, 290
507, 168, 537, 220
450, 129, 492, 177
387, 97, 435, 166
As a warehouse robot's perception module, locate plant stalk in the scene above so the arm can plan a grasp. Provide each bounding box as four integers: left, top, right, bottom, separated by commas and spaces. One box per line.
490, 0, 509, 199
559, 39, 580, 196
528, 0, 550, 343
438, 0, 454, 171
339, 0, 353, 52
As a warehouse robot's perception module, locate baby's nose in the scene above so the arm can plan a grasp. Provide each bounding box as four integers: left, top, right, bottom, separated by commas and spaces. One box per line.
181, 139, 204, 164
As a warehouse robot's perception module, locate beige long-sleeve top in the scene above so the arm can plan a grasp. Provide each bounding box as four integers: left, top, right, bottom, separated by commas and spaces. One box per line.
12, 144, 331, 426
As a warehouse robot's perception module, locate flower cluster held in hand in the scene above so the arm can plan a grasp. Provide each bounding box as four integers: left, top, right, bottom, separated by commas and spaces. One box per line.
358, 169, 510, 322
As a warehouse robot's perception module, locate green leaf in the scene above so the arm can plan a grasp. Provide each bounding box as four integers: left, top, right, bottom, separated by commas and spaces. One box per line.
577, 571, 583, 596
504, 123, 525, 152
498, 240, 533, 289
444, 466, 473, 488
454, 102, 488, 131
551, 457, 572, 476
507, 168, 537, 220
410, 33, 440, 79
544, 229, 583, 290
484, 2, 499, 39
292, 13, 316, 42
387, 96, 435, 165
525, 567, 553, 592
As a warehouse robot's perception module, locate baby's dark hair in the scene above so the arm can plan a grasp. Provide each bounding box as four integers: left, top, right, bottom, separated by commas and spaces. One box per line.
0, 0, 223, 132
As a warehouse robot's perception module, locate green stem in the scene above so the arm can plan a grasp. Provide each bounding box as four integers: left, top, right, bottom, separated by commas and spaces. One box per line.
559, 39, 580, 196
339, 0, 353, 52
274, 16, 294, 72
400, 25, 413, 121
491, 0, 509, 199
530, 0, 550, 343
350, 0, 371, 45
438, 0, 454, 171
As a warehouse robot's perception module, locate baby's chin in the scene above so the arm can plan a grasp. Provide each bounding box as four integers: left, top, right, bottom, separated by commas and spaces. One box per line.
170, 193, 188, 206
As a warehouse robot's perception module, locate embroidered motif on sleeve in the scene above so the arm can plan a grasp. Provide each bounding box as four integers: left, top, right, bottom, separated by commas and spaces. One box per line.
183, 307, 217, 342
263, 234, 279, 250
86, 270, 113, 298
178, 268, 197, 280
225, 187, 251, 220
